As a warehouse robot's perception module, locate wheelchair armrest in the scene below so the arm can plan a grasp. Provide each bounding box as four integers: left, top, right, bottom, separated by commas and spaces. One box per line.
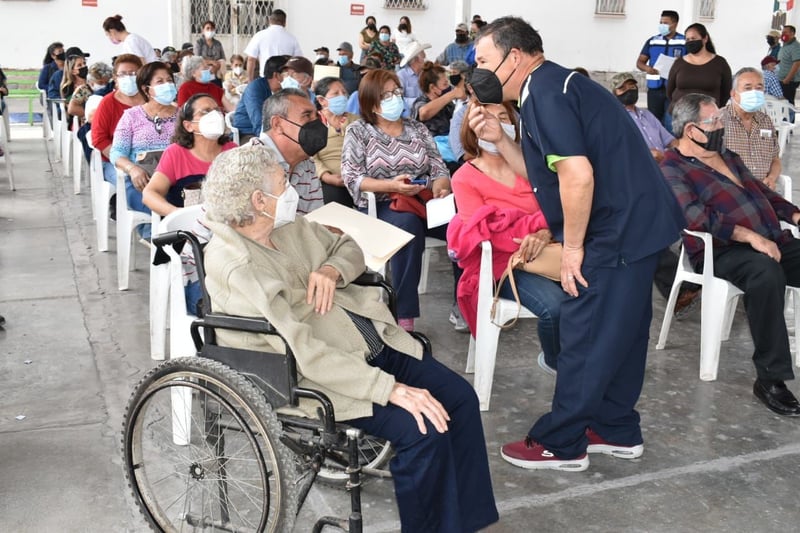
197, 313, 279, 335
353, 271, 384, 286
352, 270, 398, 321
409, 331, 432, 354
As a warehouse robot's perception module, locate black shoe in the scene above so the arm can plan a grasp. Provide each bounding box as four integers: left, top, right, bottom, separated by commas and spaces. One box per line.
109, 194, 117, 221
0, 314, 5, 327
753, 379, 800, 417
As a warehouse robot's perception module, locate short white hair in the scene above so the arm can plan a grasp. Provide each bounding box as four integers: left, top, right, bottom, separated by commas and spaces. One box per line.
204, 143, 286, 226
182, 55, 205, 79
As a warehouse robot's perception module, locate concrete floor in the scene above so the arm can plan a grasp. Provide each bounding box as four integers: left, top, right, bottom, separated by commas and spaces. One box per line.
3, 107, 800, 532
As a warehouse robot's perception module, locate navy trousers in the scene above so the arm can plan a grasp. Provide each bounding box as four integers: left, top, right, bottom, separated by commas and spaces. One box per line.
530, 252, 660, 459
347, 347, 499, 533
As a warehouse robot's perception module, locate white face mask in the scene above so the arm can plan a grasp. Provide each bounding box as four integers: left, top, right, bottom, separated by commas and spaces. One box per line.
194, 110, 226, 140
204, 30, 215, 39
263, 184, 299, 228
91, 82, 106, 92
281, 75, 301, 90
477, 122, 517, 154
232, 66, 243, 76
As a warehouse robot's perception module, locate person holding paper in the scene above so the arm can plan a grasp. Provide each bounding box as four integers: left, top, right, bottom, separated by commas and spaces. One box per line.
636, 10, 686, 129
341, 69, 455, 333
448, 100, 568, 376
202, 143, 499, 532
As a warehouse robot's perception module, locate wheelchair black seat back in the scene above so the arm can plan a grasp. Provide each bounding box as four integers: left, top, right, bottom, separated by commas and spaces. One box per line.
122, 229, 429, 533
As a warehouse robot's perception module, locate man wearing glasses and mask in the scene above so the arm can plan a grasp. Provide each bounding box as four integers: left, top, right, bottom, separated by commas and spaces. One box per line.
466, 16, 685, 472
662, 93, 800, 418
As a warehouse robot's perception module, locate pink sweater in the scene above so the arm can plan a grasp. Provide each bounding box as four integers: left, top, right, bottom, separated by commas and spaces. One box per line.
451, 160, 541, 221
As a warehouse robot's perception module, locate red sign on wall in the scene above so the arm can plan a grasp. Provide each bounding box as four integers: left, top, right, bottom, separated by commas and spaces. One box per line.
350, 3, 365, 16
82, 0, 98, 6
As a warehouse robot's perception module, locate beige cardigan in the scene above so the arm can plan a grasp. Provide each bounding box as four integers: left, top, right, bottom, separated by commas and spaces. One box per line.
203, 218, 423, 420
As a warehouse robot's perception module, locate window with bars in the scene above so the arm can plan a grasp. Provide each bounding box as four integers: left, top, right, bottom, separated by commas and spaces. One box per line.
384, 0, 427, 10
698, 0, 716, 20
189, 0, 273, 36
595, 0, 625, 15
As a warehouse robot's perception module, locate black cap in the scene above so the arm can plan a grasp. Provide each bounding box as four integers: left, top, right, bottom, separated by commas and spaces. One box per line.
181, 42, 194, 51
162, 46, 177, 54
314, 46, 330, 54
65, 46, 90, 58
359, 57, 382, 72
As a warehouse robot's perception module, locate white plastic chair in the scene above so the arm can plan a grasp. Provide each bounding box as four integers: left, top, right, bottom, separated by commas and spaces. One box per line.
466, 241, 538, 411
657, 230, 800, 380
50, 100, 63, 160
765, 97, 796, 158
1, 105, 10, 142
71, 115, 84, 194
90, 148, 114, 251
0, 115, 14, 191
60, 102, 71, 177
224, 112, 240, 145
39, 89, 52, 140
363, 190, 444, 293
115, 168, 152, 290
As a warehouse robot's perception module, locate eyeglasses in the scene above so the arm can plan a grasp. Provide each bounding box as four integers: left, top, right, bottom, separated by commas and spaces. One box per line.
117, 71, 137, 77
381, 88, 403, 101
696, 114, 723, 127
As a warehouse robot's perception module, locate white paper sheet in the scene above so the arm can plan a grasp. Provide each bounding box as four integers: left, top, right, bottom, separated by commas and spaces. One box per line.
653, 53, 677, 80
305, 202, 414, 271
426, 193, 456, 229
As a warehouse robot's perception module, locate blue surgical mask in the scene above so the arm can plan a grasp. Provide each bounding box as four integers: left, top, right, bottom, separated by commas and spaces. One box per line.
152, 82, 177, 105
338, 55, 348, 67
118, 75, 139, 97
378, 95, 404, 121
658, 23, 670, 36
281, 76, 301, 90
738, 89, 766, 112
326, 94, 348, 116
200, 69, 213, 83
379, 33, 390, 42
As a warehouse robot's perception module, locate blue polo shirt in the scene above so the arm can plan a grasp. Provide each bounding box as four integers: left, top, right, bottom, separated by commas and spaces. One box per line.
232, 77, 271, 136
519, 61, 684, 267
640, 33, 686, 90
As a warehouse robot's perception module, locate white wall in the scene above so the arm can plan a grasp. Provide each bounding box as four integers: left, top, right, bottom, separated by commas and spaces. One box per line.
0, 0, 791, 76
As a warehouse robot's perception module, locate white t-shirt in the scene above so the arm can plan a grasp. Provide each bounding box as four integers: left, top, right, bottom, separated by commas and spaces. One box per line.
123, 33, 157, 63
243, 25, 303, 76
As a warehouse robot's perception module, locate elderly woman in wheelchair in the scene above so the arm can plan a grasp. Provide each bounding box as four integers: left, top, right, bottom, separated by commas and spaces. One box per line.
185, 143, 497, 532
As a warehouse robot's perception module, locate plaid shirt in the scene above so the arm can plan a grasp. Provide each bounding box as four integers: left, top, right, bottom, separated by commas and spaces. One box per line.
721, 102, 779, 181
763, 69, 784, 99
660, 148, 798, 265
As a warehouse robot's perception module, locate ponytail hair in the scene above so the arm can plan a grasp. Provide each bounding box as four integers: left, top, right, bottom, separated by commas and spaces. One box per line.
103, 14, 127, 33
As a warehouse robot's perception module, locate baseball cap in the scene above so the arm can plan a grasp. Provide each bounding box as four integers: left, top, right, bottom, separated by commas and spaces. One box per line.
768, 30, 781, 38
281, 56, 314, 78
162, 46, 177, 54
66, 46, 90, 58
456, 23, 468, 32
762, 55, 780, 67
359, 56, 382, 72
181, 42, 194, 51
314, 46, 330, 54
337, 42, 354, 54
610, 72, 637, 90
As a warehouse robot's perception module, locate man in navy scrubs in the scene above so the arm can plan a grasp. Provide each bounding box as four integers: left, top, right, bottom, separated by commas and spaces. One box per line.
468, 16, 685, 471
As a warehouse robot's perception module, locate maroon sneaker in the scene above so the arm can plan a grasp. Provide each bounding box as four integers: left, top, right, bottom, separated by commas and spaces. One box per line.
501, 437, 589, 471
586, 428, 644, 459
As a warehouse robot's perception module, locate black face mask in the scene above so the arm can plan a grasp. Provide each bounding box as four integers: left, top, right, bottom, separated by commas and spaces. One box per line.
55, 52, 66, 61
77, 66, 89, 79
449, 74, 462, 86
767, 36, 777, 46
467, 51, 512, 104
686, 40, 704, 55
171, 62, 180, 73
280, 117, 328, 156
616, 88, 638, 106
455, 33, 469, 44
690, 125, 725, 154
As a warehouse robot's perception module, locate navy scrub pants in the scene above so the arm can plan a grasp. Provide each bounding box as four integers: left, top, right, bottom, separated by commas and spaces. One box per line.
530, 252, 660, 459
347, 346, 499, 533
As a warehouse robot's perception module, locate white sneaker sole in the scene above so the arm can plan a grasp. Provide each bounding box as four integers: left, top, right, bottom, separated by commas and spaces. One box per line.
500, 449, 589, 471
537, 352, 557, 376
586, 443, 644, 459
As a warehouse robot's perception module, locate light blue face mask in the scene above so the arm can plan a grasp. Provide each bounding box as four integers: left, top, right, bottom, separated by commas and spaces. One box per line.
378, 95, 404, 121
152, 82, 177, 105
200, 69, 213, 83
338, 55, 349, 67
658, 23, 670, 36
738, 89, 766, 112
326, 94, 348, 116
281, 76, 301, 90
379, 33, 390, 42
118, 75, 139, 97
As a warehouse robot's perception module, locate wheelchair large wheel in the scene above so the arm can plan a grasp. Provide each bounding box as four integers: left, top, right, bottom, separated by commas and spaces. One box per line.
122, 357, 298, 532
317, 435, 393, 485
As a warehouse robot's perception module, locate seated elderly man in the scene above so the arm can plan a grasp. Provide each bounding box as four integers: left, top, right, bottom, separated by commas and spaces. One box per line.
661, 93, 800, 417
201, 143, 499, 532
721, 67, 781, 189
258, 88, 325, 214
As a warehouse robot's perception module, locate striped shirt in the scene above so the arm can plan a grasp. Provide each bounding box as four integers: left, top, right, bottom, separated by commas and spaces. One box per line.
660, 148, 798, 265
258, 133, 323, 215
721, 101, 779, 181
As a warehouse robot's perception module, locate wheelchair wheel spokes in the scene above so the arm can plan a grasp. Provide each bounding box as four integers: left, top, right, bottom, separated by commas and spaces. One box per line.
317, 434, 393, 485
123, 358, 298, 532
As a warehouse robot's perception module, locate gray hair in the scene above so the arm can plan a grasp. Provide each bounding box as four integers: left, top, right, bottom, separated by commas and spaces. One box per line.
671, 93, 717, 139
261, 88, 310, 132
732, 66, 763, 92
182, 55, 205, 79
87, 62, 113, 84
204, 144, 286, 226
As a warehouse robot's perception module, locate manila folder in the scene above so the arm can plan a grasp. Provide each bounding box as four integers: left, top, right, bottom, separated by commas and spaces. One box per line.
305, 202, 414, 271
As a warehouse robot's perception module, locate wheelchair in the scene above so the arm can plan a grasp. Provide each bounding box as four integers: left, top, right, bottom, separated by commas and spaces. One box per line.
121, 230, 432, 532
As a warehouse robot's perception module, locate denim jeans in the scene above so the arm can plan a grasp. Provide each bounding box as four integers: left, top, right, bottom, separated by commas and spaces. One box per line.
499, 270, 568, 368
